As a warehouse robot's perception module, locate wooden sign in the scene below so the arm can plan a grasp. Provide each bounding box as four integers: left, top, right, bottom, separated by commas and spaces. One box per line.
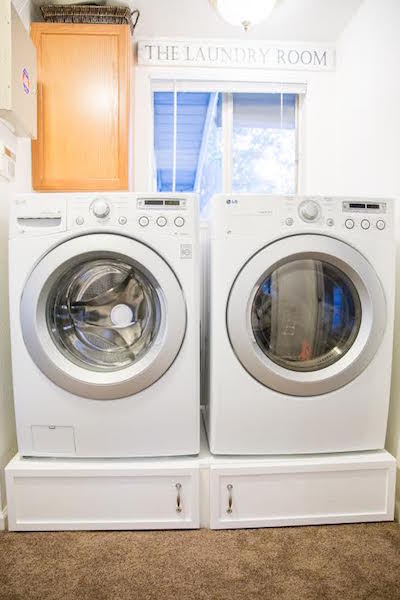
137, 39, 335, 71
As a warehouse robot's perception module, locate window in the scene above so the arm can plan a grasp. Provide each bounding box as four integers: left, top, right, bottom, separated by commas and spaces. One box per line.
232, 94, 297, 196
153, 86, 300, 217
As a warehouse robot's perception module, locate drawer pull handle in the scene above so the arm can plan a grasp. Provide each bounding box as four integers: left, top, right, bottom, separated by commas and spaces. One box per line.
175, 483, 182, 513
227, 484, 233, 514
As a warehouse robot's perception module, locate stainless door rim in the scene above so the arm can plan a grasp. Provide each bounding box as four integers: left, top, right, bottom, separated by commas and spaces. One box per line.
227, 234, 386, 396
21, 234, 187, 400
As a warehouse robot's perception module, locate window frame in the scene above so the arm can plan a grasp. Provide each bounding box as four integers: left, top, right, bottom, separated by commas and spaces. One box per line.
134, 68, 306, 206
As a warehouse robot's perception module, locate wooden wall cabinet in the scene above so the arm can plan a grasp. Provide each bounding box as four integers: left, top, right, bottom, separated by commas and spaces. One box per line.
31, 23, 130, 191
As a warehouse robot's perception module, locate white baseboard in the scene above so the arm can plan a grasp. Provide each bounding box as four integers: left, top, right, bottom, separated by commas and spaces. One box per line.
0, 505, 7, 531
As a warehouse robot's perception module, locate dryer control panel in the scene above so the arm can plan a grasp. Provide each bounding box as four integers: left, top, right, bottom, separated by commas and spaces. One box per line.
280, 196, 391, 235
210, 194, 394, 241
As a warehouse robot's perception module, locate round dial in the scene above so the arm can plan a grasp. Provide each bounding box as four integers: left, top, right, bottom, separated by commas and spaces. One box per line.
91, 199, 110, 219
299, 200, 320, 222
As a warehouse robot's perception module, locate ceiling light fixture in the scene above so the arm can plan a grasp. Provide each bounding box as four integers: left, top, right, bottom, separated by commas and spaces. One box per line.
210, 0, 277, 32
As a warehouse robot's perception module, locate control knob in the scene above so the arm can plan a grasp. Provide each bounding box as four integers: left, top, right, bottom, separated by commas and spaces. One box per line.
299, 200, 320, 222
91, 199, 110, 219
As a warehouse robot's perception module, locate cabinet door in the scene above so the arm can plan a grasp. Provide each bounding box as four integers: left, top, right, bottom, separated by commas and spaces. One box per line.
31, 23, 130, 191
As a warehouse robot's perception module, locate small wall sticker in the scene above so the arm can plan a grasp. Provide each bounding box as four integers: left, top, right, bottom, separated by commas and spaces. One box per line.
22, 68, 30, 94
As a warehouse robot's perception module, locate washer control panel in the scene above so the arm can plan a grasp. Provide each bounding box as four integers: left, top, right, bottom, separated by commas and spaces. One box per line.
67, 194, 192, 234
11, 193, 196, 239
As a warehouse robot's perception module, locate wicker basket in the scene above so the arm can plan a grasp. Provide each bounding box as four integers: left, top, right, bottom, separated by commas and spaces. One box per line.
40, 5, 140, 34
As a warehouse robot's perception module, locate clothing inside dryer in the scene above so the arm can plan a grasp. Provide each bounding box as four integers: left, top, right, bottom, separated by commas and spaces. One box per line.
251, 259, 361, 372
46, 258, 161, 372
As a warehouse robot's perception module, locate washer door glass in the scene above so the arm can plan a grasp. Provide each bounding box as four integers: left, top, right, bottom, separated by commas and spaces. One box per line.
251, 259, 362, 372
47, 258, 160, 372
21, 234, 187, 400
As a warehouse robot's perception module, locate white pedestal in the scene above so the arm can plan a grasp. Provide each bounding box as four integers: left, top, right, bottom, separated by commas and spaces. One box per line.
205, 450, 396, 529
6, 454, 201, 531
5, 419, 396, 531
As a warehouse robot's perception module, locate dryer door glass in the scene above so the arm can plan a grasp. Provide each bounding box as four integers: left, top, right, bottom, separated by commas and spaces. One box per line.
46, 259, 160, 372
251, 259, 362, 372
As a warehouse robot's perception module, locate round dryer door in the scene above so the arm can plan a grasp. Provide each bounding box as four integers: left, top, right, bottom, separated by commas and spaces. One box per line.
227, 234, 386, 396
21, 234, 186, 400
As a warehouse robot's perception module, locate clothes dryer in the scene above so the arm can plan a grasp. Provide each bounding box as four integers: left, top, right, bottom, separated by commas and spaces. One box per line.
205, 195, 395, 454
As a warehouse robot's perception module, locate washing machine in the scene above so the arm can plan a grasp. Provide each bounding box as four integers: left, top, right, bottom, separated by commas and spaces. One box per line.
205, 194, 395, 455
9, 192, 199, 458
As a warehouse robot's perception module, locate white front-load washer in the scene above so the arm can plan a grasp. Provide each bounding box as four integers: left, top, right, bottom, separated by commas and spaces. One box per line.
10, 193, 199, 458
205, 194, 395, 455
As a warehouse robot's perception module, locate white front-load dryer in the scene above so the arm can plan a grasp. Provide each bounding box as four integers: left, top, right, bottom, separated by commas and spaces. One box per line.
205, 194, 395, 455
10, 193, 199, 457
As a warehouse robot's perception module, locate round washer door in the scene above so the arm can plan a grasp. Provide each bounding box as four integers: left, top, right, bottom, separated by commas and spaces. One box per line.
227, 234, 386, 396
21, 234, 186, 400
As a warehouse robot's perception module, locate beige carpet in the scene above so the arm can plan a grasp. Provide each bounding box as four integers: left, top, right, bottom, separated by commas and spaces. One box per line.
0, 523, 399, 600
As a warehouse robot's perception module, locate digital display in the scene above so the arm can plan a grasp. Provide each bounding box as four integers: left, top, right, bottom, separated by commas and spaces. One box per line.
344, 200, 385, 213
165, 200, 180, 206
144, 200, 163, 206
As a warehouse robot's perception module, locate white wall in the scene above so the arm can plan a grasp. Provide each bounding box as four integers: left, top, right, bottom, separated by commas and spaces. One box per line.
334, 0, 400, 516
0, 0, 35, 526
0, 122, 17, 524
11, 0, 40, 29
132, 0, 362, 43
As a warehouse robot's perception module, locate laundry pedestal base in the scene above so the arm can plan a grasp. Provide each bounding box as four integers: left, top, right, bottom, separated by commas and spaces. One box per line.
5, 420, 396, 531
5, 455, 200, 531
205, 451, 396, 529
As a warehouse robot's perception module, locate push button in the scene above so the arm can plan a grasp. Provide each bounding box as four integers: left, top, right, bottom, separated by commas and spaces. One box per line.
174, 216, 185, 227
75, 216, 84, 226
157, 216, 167, 227
376, 220, 386, 230
345, 218, 355, 229
361, 219, 370, 230
118, 216, 127, 225
180, 244, 192, 259
138, 216, 149, 227
285, 217, 294, 226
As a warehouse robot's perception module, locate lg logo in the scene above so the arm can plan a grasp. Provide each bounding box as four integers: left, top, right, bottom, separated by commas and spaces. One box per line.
226, 199, 238, 205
